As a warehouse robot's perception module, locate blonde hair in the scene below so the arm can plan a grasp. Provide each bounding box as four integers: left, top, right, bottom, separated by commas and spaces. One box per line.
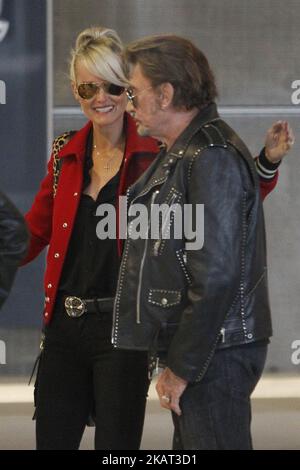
70, 26, 128, 86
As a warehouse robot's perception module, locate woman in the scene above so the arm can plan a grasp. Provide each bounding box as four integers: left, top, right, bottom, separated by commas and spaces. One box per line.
23, 27, 157, 450
22, 26, 290, 450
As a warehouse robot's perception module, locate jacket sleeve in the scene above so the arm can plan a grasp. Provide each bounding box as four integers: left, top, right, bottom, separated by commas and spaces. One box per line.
256, 147, 280, 201
0, 191, 29, 309
166, 147, 247, 382
21, 154, 55, 264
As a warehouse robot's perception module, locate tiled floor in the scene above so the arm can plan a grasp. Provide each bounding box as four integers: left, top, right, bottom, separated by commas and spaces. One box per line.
0, 375, 299, 450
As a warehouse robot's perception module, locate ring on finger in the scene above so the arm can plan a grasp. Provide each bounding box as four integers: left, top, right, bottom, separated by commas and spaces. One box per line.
161, 395, 171, 403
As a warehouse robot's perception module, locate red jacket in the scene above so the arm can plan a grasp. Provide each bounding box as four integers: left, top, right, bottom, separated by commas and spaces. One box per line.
23, 113, 158, 324
23, 113, 277, 324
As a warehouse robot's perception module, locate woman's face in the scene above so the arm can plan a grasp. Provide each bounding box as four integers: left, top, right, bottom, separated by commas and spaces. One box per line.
73, 62, 127, 129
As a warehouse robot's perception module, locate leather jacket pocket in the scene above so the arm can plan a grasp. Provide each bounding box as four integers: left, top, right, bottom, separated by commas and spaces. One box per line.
148, 289, 182, 308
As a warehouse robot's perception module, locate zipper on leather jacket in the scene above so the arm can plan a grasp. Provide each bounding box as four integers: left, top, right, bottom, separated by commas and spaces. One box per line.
136, 190, 159, 324
130, 175, 168, 207
153, 192, 178, 256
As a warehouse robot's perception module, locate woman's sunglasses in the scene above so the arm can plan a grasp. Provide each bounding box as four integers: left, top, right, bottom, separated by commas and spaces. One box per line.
77, 82, 125, 99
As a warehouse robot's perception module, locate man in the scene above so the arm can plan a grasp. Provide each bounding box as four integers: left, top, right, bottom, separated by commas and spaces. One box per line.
0, 190, 28, 309
112, 35, 294, 449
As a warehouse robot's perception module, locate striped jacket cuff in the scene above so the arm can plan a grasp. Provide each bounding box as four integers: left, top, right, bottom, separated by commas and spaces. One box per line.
255, 147, 281, 180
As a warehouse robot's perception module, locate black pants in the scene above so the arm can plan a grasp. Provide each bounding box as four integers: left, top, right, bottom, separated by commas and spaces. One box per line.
34, 301, 150, 450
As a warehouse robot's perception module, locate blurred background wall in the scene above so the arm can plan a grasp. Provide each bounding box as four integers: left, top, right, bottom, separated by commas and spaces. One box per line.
0, 0, 47, 374
0, 0, 299, 376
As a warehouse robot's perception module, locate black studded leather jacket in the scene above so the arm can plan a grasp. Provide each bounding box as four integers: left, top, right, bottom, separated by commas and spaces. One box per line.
112, 103, 272, 383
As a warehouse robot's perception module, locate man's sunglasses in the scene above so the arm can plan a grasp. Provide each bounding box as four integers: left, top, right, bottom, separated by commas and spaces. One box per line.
77, 82, 125, 99
126, 86, 153, 108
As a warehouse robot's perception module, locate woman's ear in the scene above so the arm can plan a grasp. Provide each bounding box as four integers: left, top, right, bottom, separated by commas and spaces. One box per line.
158, 82, 174, 109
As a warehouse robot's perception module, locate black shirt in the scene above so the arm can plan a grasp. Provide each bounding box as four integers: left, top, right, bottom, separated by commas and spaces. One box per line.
58, 131, 120, 299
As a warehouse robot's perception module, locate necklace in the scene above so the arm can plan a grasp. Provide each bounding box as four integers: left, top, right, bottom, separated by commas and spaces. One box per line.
92, 144, 121, 171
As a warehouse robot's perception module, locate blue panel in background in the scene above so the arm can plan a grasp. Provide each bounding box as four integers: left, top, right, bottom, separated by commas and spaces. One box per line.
0, 0, 47, 328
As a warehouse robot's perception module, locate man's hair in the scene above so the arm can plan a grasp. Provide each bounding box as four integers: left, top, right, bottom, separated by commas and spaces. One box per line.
125, 34, 218, 110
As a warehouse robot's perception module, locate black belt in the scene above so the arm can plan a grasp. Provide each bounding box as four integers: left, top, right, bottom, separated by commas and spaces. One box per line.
64, 296, 114, 318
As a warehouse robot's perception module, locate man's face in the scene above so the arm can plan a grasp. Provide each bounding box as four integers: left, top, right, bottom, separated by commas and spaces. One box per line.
128, 64, 161, 138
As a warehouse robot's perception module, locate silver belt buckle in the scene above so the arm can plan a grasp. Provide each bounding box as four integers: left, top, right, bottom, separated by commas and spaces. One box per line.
64, 296, 86, 317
